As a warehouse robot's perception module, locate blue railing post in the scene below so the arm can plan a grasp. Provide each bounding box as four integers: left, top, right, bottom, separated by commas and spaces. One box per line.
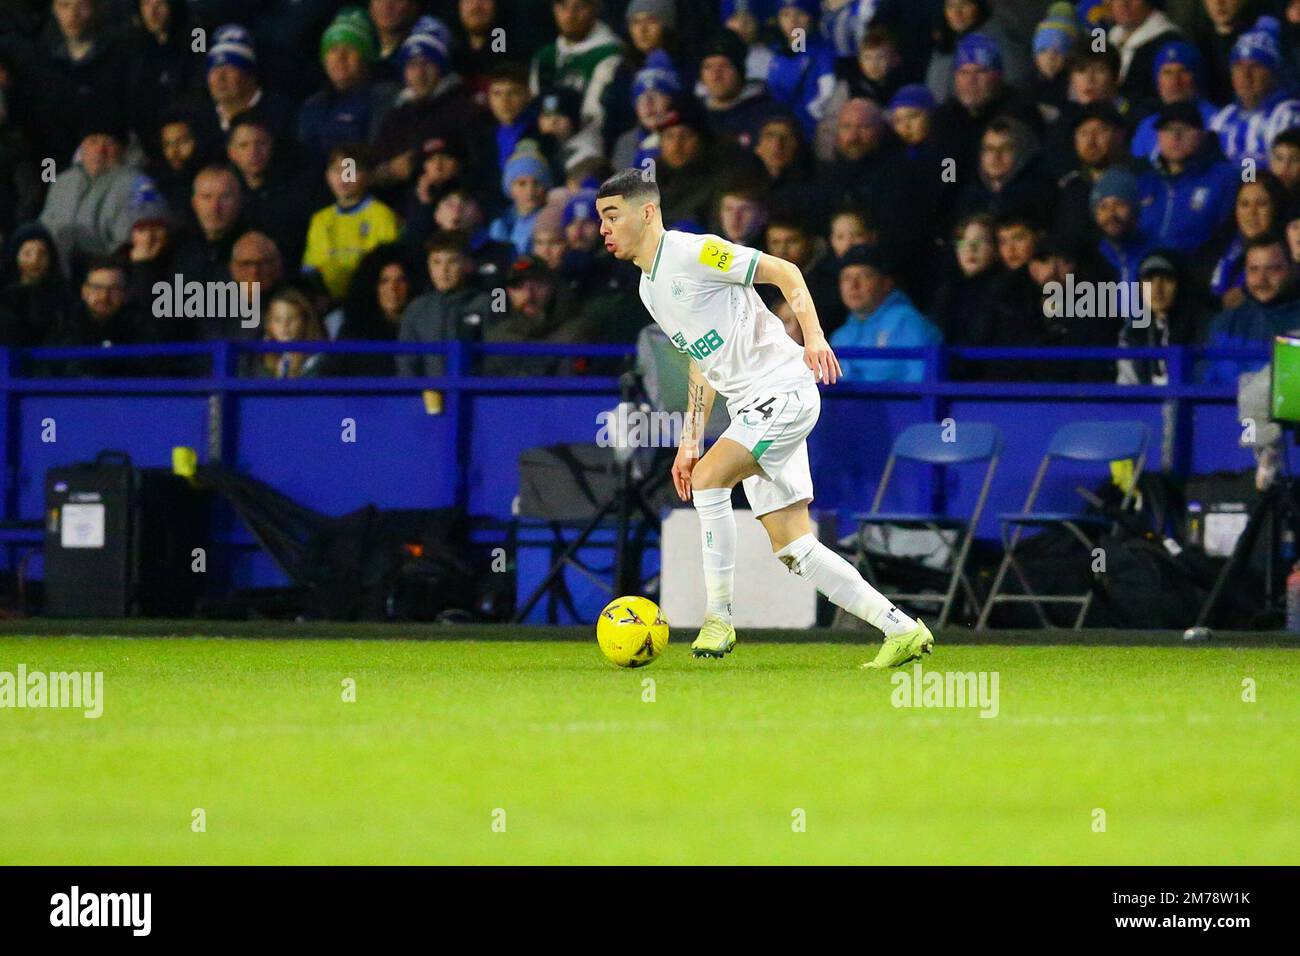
1166, 345, 1193, 477
445, 340, 470, 514
922, 344, 945, 514
0, 346, 15, 523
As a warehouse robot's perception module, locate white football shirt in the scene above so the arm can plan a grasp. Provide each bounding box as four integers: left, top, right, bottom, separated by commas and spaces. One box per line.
637, 230, 813, 409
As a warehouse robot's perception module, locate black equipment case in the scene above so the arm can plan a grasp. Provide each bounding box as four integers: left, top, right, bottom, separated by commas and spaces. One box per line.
44, 451, 206, 617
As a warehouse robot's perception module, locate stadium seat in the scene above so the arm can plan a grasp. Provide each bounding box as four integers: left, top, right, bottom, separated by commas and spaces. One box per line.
976, 421, 1150, 631
847, 421, 1002, 629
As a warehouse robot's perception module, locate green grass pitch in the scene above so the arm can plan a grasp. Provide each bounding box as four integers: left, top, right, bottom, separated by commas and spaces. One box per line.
1, 634, 1297, 865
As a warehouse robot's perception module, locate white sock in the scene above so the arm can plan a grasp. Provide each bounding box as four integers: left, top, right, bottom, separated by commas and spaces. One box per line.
774, 533, 917, 637
693, 487, 735, 622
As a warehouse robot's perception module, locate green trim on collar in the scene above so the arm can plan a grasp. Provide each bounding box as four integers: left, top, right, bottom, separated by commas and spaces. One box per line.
648, 233, 665, 281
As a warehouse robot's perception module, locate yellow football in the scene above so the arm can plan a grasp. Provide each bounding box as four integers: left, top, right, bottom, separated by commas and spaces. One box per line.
596, 596, 670, 667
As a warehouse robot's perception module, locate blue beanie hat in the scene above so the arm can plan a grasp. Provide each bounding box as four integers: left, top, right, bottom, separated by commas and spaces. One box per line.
563, 189, 598, 227
400, 31, 449, 71
410, 15, 453, 49
1090, 167, 1140, 213
888, 83, 935, 113
1033, 21, 1076, 56
1232, 16, 1283, 74
208, 24, 256, 72
502, 151, 554, 196
1151, 38, 1202, 85
633, 50, 681, 101
955, 32, 1002, 72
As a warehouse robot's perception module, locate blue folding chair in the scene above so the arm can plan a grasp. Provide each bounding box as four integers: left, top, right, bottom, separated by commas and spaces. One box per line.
976, 420, 1149, 630
847, 422, 1001, 629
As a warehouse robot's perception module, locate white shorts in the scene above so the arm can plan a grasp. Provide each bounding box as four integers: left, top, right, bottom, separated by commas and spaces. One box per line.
721, 384, 821, 517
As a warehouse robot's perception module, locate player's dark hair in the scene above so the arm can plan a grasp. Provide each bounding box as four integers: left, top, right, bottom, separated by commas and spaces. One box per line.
597, 169, 660, 206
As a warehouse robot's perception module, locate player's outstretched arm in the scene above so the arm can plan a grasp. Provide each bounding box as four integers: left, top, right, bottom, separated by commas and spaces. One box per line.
753, 253, 843, 385
672, 360, 716, 501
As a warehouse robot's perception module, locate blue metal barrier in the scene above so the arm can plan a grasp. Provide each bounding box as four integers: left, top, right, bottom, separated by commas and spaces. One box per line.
0, 341, 1262, 597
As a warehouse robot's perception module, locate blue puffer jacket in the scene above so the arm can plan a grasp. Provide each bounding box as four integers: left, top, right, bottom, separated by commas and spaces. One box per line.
1202, 290, 1300, 383
1135, 141, 1238, 255
766, 37, 838, 139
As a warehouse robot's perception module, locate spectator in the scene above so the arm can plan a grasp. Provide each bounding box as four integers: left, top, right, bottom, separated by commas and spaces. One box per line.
1269, 127, 1300, 203
765, 211, 844, 334
712, 176, 767, 247
886, 84, 939, 162
610, 50, 680, 170
816, 98, 917, 240
766, 0, 837, 138
450, 0, 506, 99
484, 63, 543, 177
827, 206, 877, 259
370, 20, 487, 196
45, 256, 156, 376
489, 142, 553, 256
39, 123, 161, 278
598, 0, 680, 152
322, 243, 419, 374
655, 98, 726, 227
188, 24, 296, 160
1204, 235, 1300, 382
1211, 171, 1290, 306
0, 223, 71, 346
697, 28, 775, 152
126, 0, 197, 148
926, 0, 1032, 103
931, 32, 1041, 190
30, 0, 130, 167
930, 212, 1001, 345
537, 86, 604, 179
427, 187, 516, 286
1129, 40, 1217, 163
1028, 7, 1077, 112
226, 114, 318, 270
1116, 249, 1206, 385
399, 136, 474, 249
368, 0, 427, 83
1209, 16, 1300, 167
480, 254, 566, 376
398, 229, 493, 377
719, 0, 775, 83
297, 8, 398, 166
530, 0, 624, 137
1092, 167, 1152, 285
846, 25, 907, 107
1053, 102, 1129, 249
302, 143, 401, 301
1136, 101, 1238, 259
171, 164, 244, 287
830, 244, 941, 382
1195, 0, 1258, 105
252, 286, 327, 379
147, 113, 207, 214
955, 115, 1056, 223
1107, 0, 1182, 113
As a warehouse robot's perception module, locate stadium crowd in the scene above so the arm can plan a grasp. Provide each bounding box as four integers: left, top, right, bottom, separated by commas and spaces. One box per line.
1, 0, 1299, 383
